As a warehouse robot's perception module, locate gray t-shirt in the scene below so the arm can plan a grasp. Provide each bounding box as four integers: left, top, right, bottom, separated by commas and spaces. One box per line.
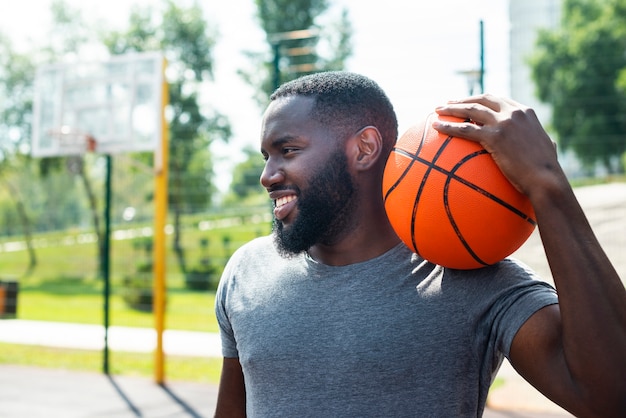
216, 236, 557, 417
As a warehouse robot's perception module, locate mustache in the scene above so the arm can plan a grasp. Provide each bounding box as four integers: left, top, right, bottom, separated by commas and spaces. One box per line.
267, 185, 299, 194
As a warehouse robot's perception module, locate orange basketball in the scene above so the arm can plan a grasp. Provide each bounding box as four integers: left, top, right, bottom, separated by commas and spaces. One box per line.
382, 113, 536, 269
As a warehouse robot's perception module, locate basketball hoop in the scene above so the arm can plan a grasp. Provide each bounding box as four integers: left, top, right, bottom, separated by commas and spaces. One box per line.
47, 127, 97, 154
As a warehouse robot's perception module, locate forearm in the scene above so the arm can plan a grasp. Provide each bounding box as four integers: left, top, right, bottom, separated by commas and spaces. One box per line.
431, 95, 625, 413
531, 176, 626, 407
214, 357, 247, 418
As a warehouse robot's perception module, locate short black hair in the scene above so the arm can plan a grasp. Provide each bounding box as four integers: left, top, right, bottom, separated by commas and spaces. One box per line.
270, 71, 398, 154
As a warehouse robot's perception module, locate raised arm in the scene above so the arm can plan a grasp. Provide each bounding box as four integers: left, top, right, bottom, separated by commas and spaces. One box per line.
434, 95, 626, 417
214, 357, 246, 418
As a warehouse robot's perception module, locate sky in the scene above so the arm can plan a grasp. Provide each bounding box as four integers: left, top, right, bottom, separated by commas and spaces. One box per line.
1, 0, 510, 191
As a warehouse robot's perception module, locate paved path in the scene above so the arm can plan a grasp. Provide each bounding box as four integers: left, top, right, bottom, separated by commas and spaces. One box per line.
0, 319, 222, 357
0, 364, 218, 418
0, 319, 572, 416
511, 182, 626, 287
0, 363, 570, 418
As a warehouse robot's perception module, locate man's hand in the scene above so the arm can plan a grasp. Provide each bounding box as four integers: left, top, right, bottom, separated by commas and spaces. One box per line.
433, 94, 563, 199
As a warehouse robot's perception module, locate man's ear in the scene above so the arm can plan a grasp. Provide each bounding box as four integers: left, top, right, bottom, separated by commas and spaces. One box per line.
349, 126, 383, 171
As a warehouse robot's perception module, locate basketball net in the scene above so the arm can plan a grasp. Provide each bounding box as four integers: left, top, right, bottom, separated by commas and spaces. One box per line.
48, 127, 97, 154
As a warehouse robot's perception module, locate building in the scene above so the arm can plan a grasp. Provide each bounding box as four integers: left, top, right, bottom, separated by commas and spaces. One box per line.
509, 0, 588, 176
508, 0, 561, 126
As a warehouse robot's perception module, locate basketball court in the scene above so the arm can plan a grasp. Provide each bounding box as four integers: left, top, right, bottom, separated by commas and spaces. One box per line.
15, 49, 625, 418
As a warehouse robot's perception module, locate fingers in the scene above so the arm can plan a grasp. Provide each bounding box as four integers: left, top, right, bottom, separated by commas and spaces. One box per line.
435, 94, 526, 127
431, 94, 523, 148
447, 94, 503, 112
431, 117, 483, 143
446, 94, 524, 111
435, 101, 495, 128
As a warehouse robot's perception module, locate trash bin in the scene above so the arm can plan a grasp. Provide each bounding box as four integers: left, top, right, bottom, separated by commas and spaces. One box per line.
0, 280, 18, 318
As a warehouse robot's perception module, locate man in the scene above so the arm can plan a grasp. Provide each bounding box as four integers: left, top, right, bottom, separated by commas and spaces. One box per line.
214, 72, 626, 417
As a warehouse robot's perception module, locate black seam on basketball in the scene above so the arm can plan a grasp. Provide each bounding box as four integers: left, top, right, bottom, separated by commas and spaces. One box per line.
449, 150, 537, 226
384, 150, 414, 202
409, 133, 453, 254
443, 171, 489, 267
443, 149, 537, 266
393, 147, 536, 226
383, 114, 433, 204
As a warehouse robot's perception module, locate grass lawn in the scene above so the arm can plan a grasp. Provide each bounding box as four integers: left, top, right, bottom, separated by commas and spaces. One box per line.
0, 213, 271, 332
17, 290, 219, 332
0, 213, 268, 380
0, 342, 223, 384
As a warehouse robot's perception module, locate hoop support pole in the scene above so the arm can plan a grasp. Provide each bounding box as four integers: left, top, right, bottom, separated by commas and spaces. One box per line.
102, 154, 112, 375
153, 57, 169, 384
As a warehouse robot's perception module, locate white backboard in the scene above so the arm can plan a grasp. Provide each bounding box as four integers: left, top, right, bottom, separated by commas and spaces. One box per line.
32, 52, 164, 157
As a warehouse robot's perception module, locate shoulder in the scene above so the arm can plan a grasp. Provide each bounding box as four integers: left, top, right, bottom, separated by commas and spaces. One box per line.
447, 258, 556, 306
220, 235, 303, 286
444, 257, 552, 289
415, 257, 558, 324
227, 235, 278, 264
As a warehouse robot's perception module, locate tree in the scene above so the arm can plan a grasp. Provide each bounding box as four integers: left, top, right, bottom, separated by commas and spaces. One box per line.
0, 34, 38, 275
0, 12, 92, 274
240, 0, 353, 106
103, 0, 231, 273
224, 147, 267, 205
35, 0, 111, 277
530, 0, 626, 173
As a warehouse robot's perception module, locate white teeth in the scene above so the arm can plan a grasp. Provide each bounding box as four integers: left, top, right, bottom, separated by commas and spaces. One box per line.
276, 195, 296, 207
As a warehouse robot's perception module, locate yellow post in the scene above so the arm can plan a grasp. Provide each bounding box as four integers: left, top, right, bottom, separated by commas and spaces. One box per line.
153, 56, 169, 384
0, 285, 6, 315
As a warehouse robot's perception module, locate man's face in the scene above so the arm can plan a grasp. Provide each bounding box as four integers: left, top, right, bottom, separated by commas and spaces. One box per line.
260, 96, 357, 256
273, 149, 355, 255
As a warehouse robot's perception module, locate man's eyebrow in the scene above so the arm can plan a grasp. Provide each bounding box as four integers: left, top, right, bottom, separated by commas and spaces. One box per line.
268, 135, 299, 148
261, 135, 297, 154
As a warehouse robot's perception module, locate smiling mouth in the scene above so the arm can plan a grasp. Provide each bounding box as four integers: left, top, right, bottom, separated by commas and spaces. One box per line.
275, 195, 296, 208
273, 194, 297, 221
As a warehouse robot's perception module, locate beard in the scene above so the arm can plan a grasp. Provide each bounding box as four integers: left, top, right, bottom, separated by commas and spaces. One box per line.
273, 151, 357, 257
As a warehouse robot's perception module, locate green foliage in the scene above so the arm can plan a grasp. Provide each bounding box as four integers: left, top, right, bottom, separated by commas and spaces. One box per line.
0, 155, 99, 252
45, 0, 92, 58
123, 237, 155, 311
103, 0, 231, 213
0, 33, 35, 155
0, 35, 38, 273
101, 0, 233, 274
0, 1, 276, 349
122, 273, 153, 311
161, 1, 216, 81
530, 0, 626, 173
0, 206, 271, 331
185, 237, 217, 291
240, 0, 353, 106
227, 147, 266, 202
257, 0, 329, 33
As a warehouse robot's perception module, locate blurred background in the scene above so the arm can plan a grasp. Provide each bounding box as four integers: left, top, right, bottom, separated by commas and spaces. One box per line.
0, 0, 624, 387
